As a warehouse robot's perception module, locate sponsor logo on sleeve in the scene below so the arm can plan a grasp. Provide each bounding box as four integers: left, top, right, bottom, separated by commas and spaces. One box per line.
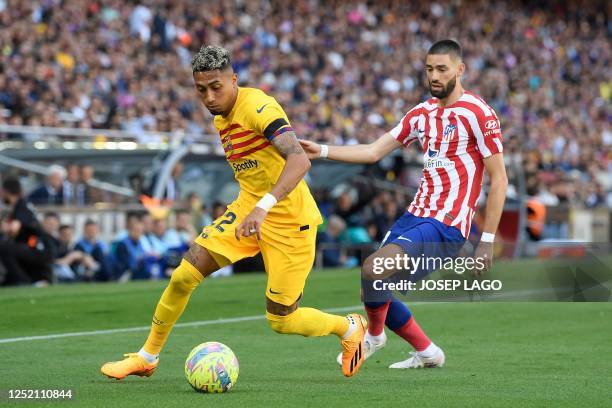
483, 118, 501, 137
485, 119, 498, 129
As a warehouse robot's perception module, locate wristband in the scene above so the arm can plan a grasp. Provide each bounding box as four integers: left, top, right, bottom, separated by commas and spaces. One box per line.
480, 232, 495, 243
319, 144, 329, 159
256, 193, 278, 212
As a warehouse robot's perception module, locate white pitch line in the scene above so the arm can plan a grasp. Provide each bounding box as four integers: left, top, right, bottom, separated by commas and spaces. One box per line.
0, 305, 365, 345
0, 302, 449, 345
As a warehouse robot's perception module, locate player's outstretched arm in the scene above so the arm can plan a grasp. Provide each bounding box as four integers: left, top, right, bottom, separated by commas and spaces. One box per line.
299, 133, 401, 164
474, 153, 508, 273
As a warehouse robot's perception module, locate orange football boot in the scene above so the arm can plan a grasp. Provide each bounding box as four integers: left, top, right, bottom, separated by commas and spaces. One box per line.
101, 353, 158, 380
340, 314, 368, 377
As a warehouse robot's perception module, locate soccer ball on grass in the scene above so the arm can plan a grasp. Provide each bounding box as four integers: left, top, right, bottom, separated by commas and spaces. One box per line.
184, 342, 239, 393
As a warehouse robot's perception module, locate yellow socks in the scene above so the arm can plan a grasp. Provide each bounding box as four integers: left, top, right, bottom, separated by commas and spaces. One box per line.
142, 259, 204, 356
141, 259, 349, 357
266, 307, 349, 338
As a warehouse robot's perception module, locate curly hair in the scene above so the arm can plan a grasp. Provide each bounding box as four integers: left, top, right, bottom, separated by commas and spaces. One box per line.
191, 45, 231, 73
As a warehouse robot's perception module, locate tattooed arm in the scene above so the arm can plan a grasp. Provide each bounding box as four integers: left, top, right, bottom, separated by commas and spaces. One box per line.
235, 130, 310, 240
268, 130, 311, 202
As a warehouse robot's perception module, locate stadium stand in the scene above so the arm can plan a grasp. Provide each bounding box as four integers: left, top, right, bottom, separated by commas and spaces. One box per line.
0, 0, 609, 285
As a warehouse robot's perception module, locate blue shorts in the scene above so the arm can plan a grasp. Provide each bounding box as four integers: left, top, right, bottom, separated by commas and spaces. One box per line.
382, 211, 466, 282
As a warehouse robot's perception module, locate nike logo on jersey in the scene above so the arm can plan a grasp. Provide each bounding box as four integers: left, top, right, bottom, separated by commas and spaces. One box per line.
256, 103, 269, 113
269, 288, 282, 294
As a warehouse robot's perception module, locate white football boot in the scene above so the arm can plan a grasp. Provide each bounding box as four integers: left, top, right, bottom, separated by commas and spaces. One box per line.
336, 330, 387, 365
389, 346, 445, 369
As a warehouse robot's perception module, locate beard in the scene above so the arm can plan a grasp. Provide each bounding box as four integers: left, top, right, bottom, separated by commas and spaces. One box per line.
207, 108, 223, 116
429, 76, 456, 99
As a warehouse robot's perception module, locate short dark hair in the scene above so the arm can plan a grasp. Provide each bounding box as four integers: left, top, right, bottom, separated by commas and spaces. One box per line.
2, 178, 21, 195
84, 218, 97, 227
427, 39, 462, 60
44, 212, 60, 220
59, 224, 72, 232
126, 211, 147, 222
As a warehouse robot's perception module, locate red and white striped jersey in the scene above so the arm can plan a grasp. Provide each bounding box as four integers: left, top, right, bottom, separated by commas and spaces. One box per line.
388, 91, 503, 238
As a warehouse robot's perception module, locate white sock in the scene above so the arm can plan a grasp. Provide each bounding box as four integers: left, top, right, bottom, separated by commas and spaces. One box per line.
342, 315, 358, 340
138, 347, 159, 363
365, 331, 385, 344
417, 342, 440, 358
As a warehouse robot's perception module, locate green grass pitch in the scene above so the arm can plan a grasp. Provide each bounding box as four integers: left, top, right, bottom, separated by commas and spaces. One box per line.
1, 267, 610, 407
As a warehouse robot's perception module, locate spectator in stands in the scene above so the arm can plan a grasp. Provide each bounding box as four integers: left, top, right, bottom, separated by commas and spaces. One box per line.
147, 217, 170, 258
75, 219, 113, 281
52, 224, 99, 282
185, 191, 211, 229
41, 212, 61, 241
128, 172, 146, 198
147, 163, 183, 204
0, 0, 608, 210
365, 220, 379, 242
28, 165, 66, 206
317, 215, 358, 268
115, 212, 163, 281
140, 212, 155, 252
0, 178, 54, 286
163, 209, 195, 269
114, 214, 148, 281
63, 163, 86, 206
148, 216, 192, 275
199, 202, 213, 229
173, 209, 197, 243
374, 200, 402, 243
114, 211, 142, 242
80, 165, 108, 204
334, 191, 371, 228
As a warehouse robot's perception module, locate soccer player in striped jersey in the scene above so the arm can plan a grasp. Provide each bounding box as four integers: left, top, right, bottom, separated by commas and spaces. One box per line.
300, 39, 508, 369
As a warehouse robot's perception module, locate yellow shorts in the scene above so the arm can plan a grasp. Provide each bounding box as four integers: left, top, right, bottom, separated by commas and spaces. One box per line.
193, 201, 318, 306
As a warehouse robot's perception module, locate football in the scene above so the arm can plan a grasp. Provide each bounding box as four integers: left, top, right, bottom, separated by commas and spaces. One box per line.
184, 342, 239, 393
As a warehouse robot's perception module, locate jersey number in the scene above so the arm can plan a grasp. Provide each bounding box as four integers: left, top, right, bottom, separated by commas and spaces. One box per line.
214, 212, 237, 232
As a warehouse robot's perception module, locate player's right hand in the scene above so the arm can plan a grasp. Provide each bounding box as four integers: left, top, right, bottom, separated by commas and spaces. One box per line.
473, 241, 493, 276
235, 207, 267, 240
298, 139, 321, 159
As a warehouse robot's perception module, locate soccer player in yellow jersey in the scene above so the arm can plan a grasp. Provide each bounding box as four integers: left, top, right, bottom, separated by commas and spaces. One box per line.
101, 45, 367, 379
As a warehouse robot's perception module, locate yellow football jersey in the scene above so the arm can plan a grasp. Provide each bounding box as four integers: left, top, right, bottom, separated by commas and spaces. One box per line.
213, 87, 322, 228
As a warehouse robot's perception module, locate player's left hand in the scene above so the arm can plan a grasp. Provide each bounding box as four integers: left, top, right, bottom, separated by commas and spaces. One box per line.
473, 241, 494, 276
235, 207, 267, 240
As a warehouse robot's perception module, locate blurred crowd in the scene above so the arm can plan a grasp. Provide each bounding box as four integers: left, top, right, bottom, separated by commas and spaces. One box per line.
0, 0, 610, 285
0, 173, 413, 284
24, 163, 108, 206
0, 0, 609, 207
5, 160, 185, 207
0, 176, 228, 286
